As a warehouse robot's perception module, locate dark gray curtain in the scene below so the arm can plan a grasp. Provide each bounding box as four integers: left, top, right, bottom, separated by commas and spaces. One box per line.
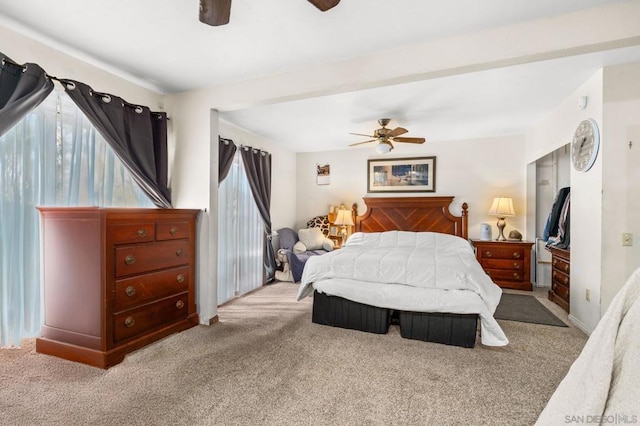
61, 79, 172, 208
240, 146, 276, 283
0, 53, 54, 136
219, 137, 237, 184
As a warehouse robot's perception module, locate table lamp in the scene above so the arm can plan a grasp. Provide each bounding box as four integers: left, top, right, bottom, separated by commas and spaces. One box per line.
334, 206, 354, 242
488, 197, 515, 241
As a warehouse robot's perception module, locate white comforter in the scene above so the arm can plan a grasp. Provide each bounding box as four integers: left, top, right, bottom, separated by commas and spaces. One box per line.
536, 267, 640, 424
297, 231, 509, 346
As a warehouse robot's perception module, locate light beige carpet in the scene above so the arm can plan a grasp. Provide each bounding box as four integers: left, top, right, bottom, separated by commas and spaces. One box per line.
0, 282, 587, 426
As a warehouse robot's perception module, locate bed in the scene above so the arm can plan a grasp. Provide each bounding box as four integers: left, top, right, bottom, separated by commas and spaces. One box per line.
296, 196, 508, 348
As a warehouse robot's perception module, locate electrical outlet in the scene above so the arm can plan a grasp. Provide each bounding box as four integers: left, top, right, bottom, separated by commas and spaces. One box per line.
622, 233, 633, 247
586, 288, 590, 302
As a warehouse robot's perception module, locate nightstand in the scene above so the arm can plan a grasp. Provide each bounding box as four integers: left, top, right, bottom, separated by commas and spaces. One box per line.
470, 239, 534, 291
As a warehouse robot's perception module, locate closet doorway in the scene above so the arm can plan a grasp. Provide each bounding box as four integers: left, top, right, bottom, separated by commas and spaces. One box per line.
534, 144, 570, 287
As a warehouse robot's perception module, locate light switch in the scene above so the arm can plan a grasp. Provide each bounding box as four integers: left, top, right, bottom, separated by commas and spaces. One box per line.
622, 233, 633, 247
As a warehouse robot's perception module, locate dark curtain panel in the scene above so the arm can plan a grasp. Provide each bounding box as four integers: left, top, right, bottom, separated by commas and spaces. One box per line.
218, 137, 237, 184
151, 112, 171, 203
240, 146, 276, 283
62, 79, 172, 208
0, 52, 54, 136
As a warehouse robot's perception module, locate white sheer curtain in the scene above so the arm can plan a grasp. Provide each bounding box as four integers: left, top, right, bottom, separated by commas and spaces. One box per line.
0, 91, 152, 348
217, 152, 264, 305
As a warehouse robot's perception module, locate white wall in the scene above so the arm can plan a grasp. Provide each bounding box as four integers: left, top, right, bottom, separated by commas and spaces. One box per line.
525, 70, 604, 334
0, 25, 163, 108
601, 62, 640, 313
296, 135, 527, 240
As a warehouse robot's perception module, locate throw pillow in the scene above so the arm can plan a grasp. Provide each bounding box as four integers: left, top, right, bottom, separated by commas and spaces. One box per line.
322, 238, 334, 252
298, 227, 326, 250
293, 241, 307, 254
306, 215, 330, 236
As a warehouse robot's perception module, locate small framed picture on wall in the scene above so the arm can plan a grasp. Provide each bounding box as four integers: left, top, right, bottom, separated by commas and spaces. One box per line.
317, 163, 330, 185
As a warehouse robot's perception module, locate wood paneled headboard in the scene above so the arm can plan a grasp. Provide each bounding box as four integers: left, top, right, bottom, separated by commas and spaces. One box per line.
355, 196, 468, 239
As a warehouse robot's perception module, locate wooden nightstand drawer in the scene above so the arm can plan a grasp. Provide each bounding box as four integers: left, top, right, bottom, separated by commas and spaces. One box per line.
114, 266, 190, 312
552, 257, 570, 274
482, 259, 523, 271
552, 270, 570, 287
113, 293, 188, 344
485, 268, 524, 282
115, 240, 191, 278
551, 281, 570, 301
479, 248, 524, 260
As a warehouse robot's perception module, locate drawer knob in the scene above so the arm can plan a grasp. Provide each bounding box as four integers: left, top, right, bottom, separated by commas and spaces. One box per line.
485, 251, 492, 258
513, 272, 520, 278
553, 259, 557, 266
170, 227, 178, 236
176, 248, 184, 256
512, 252, 521, 258
125, 286, 136, 297
564, 264, 569, 272
124, 316, 135, 328
176, 274, 185, 283
176, 300, 185, 309
137, 228, 147, 237
564, 277, 569, 285
486, 271, 491, 276
513, 262, 519, 269
125, 255, 136, 265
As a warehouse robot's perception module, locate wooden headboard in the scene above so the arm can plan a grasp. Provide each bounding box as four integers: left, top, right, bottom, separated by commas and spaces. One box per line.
355, 196, 468, 239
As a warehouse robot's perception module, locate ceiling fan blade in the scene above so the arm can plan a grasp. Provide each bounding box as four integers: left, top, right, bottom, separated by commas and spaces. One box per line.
349, 139, 377, 146
388, 127, 408, 137
392, 137, 426, 144
199, 0, 231, 26
349, 132, 376, 138
308, 0, 341, 12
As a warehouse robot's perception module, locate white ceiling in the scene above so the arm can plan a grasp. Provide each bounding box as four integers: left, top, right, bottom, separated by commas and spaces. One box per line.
1, 0, 639, 152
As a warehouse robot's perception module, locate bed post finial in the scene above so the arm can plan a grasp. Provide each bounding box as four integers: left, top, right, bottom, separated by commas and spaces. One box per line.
461, 202, 469, 240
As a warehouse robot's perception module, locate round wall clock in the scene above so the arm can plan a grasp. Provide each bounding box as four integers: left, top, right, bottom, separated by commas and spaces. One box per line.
571, 118, 600, 172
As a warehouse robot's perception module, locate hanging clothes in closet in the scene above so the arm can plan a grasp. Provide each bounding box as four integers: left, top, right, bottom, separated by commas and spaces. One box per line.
544, 186, 571, 249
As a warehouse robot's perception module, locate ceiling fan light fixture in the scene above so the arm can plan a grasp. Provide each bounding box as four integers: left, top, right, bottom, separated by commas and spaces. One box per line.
375, 141, 393, 154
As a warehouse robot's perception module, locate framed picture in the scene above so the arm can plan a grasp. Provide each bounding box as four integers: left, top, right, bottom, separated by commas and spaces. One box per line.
367, 156, 436, 193
329, 226, 338, 236
317, 163, 330, 185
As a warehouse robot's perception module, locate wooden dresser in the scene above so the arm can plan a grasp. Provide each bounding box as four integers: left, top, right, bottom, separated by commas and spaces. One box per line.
547, 246, 570, 312
36, 207, 200, 368
471, 240, 534, 291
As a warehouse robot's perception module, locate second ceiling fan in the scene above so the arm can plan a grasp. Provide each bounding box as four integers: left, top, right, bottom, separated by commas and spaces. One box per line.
199, 0, 341, 26
350, 118, 426, 154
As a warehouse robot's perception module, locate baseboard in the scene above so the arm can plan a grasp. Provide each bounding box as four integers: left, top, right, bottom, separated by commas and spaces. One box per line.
202, 315, 219, 326
568, 314, 592, 336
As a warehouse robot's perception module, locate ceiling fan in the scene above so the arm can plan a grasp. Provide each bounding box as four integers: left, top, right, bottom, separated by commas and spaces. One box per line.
199, 0, 341, 26
349, 118, 426, 154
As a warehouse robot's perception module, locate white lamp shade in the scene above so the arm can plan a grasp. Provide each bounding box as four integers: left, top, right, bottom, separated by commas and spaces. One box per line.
488, 197, 515, 217
334, 208, 354, 226
375, 142, 392, 154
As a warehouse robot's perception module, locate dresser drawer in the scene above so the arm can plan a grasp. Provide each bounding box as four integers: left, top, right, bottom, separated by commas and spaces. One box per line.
115, 240, 191, 277
552, 257, 570, 274
114, 266, 190, 312
484, 268, 524, 282
156, 221, 190, 241
479, 248, 524, 260
481, 259, 523, 271
109, 222, 155, 244
552, 270, 570, 287
113, 293, 188, 343
551, 281, 570, 302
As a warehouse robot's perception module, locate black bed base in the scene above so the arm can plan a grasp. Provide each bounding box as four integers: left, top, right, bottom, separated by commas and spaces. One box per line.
312, 291, 390, 334
312, 291, 478, 348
